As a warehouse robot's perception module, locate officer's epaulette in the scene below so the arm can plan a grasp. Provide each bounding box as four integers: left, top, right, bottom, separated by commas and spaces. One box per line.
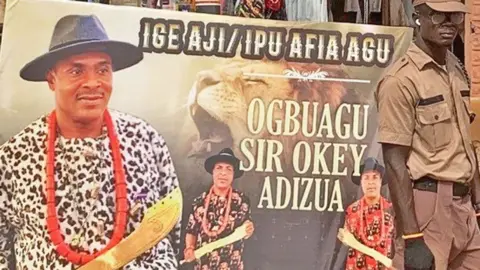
384, 55, 410, 77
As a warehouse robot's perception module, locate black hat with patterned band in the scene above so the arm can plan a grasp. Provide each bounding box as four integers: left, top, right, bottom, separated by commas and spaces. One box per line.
204, 148, 244, 179
351, 157, 387, 186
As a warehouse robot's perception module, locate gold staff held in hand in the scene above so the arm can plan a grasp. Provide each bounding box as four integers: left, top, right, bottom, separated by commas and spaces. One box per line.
78, 187, 183, 270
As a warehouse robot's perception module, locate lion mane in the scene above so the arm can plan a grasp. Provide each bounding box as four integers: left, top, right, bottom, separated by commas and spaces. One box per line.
177, 58, 360, 174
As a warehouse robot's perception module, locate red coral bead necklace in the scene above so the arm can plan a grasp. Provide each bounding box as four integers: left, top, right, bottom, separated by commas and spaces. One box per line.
358, 197, 387, 247
45, 109, 129, 265
202, 186, 232, 237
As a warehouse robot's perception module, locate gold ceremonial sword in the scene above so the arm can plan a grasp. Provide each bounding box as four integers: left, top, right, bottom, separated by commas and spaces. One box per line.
78, 187, 183, 270
337, 228, 395, 269
179, 223, 249, 265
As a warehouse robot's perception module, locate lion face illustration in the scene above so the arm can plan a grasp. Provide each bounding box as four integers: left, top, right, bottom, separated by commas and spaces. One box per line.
183, 59, 351, 164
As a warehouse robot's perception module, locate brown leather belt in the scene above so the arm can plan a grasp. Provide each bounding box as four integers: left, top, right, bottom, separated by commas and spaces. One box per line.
413, 177, 471, 197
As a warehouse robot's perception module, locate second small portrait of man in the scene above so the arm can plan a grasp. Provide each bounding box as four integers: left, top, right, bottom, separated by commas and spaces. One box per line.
183, 148, 255, 270
343, 158, 395, 270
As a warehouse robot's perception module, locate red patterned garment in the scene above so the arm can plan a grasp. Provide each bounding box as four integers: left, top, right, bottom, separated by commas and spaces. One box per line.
343, 197, 395, 270
186, 188, 252, 270
234, 0, 287, 20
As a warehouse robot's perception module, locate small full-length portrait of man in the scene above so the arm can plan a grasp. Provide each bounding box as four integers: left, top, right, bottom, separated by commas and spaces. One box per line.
0, 14, 181, 269
183, 148, 255, 270
343, 158, 395, 270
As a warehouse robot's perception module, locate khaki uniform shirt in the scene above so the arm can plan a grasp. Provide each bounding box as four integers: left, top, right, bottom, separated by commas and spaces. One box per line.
376, 43, 475, 184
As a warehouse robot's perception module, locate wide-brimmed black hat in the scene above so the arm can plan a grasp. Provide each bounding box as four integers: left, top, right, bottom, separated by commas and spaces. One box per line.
20, 14, 144, 81
351, 157, 386, 186
204, 148, 244, 179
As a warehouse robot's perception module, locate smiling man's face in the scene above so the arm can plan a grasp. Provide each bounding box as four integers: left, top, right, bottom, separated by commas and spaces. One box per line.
47, 51, 113, 123
213, 162, 234, 190
360, 170, 382, 200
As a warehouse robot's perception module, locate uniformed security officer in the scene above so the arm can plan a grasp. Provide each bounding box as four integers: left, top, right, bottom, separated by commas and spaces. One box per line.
376, 0, 480, 269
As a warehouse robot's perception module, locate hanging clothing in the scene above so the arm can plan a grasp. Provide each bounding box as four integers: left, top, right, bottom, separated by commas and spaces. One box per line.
382, 0, 410, 27
194, 0, 222, 14
235, 0, 287, 20
344, 0, 382, 24
222, 0, 236, 15
235, 0, 265, 19
285, 0, 330, 22
161, 0, 177, 9
402, 0, 415, 27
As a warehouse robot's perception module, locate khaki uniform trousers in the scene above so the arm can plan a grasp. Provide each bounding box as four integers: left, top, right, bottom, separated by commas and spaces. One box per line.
392, 181, 480, 270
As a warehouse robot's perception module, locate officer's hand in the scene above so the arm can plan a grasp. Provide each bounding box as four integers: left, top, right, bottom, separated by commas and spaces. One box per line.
404, 237, 434, 269
474, 205, 480, 228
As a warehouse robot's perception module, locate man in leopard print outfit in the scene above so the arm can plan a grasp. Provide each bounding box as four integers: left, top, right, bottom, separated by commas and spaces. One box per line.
0, 14, 181, 269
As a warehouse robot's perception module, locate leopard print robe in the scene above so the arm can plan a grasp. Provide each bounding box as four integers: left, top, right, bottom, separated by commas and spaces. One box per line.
0, 109, 181, 269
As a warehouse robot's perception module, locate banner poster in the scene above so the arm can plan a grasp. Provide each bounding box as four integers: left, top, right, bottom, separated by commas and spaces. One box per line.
0, 0, 4, 25
0, 0, 413, 269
